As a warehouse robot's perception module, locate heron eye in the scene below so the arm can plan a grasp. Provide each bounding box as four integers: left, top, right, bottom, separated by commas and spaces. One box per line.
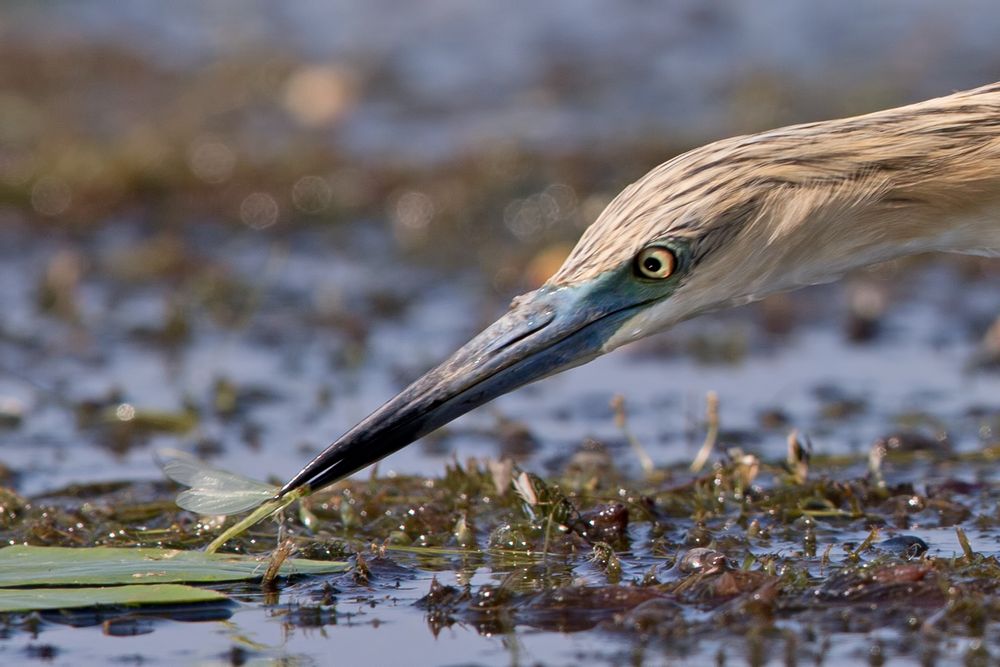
635, 246, 676, 279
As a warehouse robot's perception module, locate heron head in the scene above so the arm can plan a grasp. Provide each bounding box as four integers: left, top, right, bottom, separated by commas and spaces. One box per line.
280, 134, 885, 494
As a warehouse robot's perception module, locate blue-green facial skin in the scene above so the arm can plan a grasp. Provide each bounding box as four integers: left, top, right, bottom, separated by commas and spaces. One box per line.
280, 240, 690, 494
493, 254, 686, 383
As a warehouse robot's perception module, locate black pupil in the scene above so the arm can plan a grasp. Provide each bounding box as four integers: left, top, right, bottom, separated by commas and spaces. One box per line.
643, 255, 663, 273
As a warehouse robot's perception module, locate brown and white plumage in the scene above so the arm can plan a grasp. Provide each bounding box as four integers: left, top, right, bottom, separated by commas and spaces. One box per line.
170, 81, 1000, 552
559, 81, 1000, 349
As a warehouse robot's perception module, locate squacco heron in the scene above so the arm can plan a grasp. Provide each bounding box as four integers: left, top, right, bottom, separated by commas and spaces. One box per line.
166, 81, 1000, 550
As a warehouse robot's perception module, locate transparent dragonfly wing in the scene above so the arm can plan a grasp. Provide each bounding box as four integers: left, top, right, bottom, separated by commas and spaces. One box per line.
157, 450, 278, 515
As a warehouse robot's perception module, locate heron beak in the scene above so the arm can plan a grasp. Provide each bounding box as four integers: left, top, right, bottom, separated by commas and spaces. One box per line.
278, 280, 646, 495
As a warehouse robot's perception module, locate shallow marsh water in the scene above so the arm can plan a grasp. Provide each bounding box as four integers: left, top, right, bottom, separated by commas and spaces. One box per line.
3, 2, 1000, 666
2, 224, 1000, 666
2, 224, 999, 496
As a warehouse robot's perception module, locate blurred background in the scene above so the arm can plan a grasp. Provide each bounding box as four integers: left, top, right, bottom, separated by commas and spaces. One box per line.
2, 1, 1000, 494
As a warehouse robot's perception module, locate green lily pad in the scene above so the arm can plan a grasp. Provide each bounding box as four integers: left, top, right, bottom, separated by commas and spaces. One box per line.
0, 546, 347, 587
0, 584, 228, 612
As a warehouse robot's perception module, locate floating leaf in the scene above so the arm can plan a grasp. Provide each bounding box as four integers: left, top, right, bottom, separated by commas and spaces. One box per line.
0, 546, 347, 587
0, 584, 228, 613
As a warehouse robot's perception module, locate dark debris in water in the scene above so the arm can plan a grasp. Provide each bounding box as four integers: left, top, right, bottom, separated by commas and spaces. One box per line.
5, 447, 1000, 662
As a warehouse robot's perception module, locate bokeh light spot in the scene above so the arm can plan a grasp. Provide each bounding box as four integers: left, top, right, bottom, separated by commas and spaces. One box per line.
115, 403, 136, 422
188, 139, 236, 184
31, 176, 72, 216
283, 65, 355, 127
292, 175, 333, 214
392, 191, 434, 243
240, 192, 280, 229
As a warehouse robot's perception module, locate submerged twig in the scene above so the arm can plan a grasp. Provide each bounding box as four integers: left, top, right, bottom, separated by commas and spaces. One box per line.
261, 538, 295, 589
690, 391, 719, 473
868, 437, 887, 488
847, 526, 880, 562
956, 526, 976, 562
589, 541, 622, 582
611, 395, 654, 475
786, 429, 811, 484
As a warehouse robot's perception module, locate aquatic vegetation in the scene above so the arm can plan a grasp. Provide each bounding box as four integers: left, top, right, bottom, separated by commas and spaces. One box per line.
3, 399, 1000, 663
0, 544, 346, 613
0, 545, 347, 587
0, 584, 229, 613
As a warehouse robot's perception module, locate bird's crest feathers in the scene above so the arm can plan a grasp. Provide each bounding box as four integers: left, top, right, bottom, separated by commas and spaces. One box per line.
552, 81, 1000, 288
